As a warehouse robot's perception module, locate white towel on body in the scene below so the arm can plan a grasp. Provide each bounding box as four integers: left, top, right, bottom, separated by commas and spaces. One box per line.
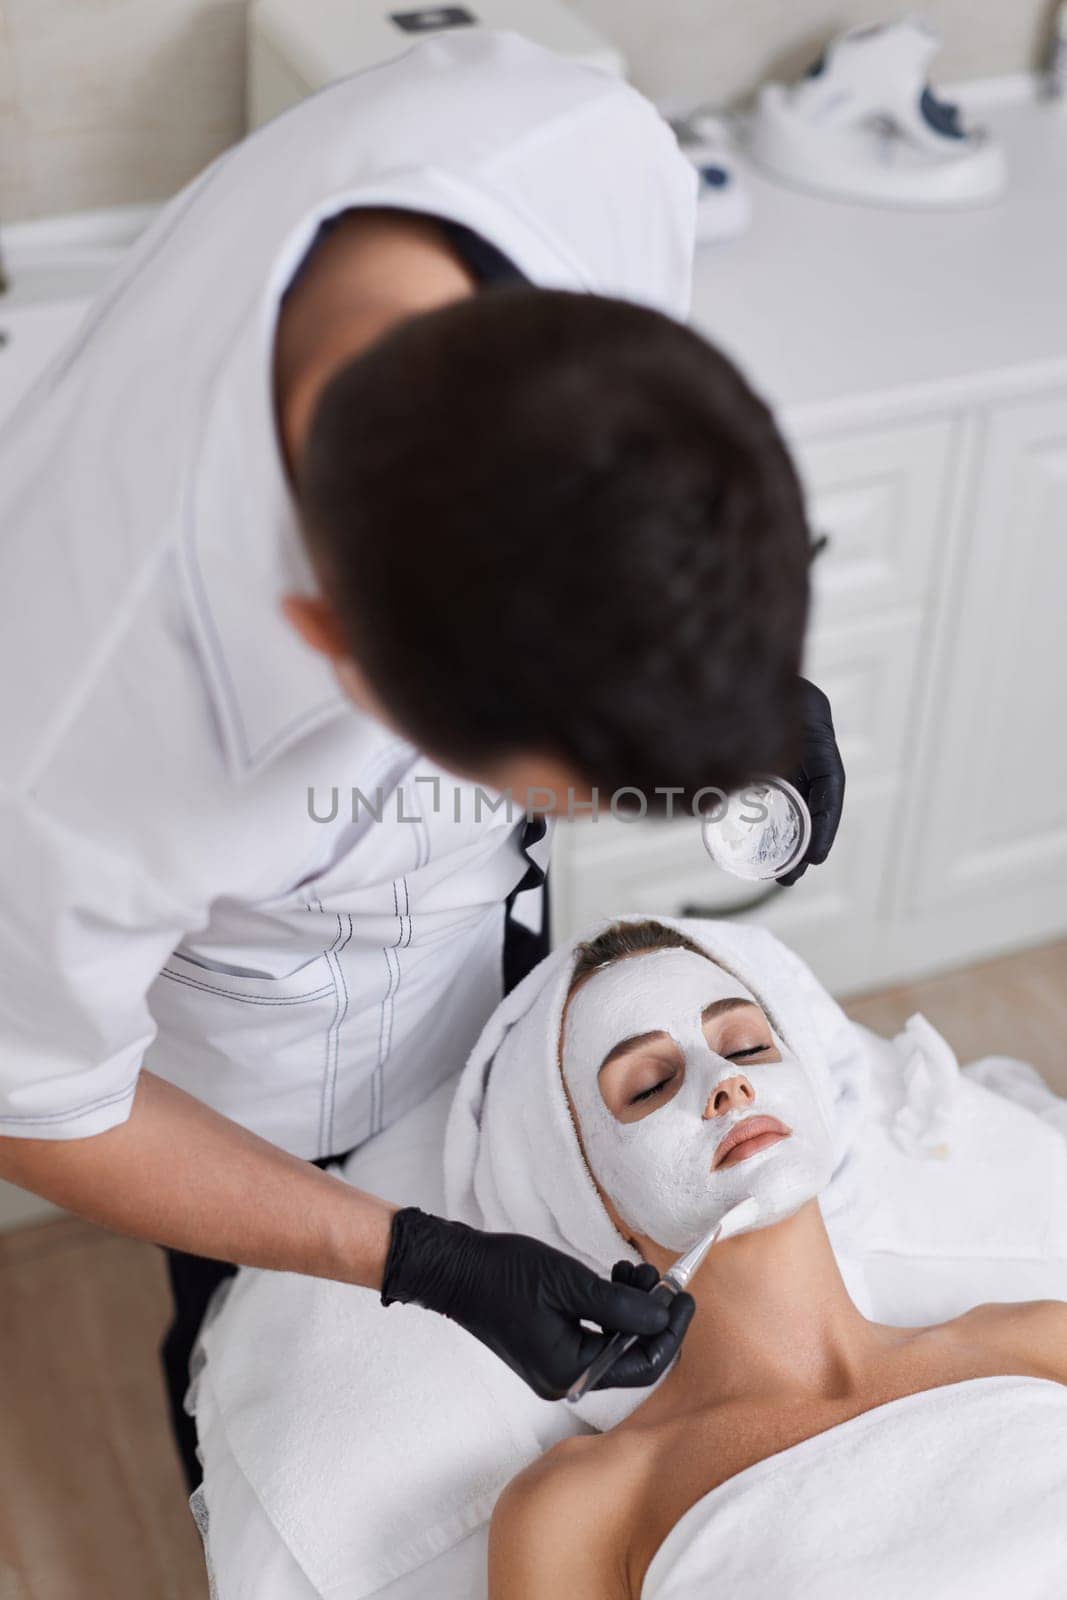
640, 1376, 1067, 1599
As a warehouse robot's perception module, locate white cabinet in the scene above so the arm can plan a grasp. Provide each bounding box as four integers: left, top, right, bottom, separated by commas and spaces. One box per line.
797, 419, 956, 629
553, 85, 1067, 998
554, 386, 1067, 995
551, 776, 897, 994
552, 415, 961, 993
882, 389, 1067, 977
910, 391, 1067, 912
797, 417, 957, 794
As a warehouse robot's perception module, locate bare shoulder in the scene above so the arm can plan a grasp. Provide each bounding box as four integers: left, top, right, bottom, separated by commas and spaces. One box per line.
488, 1432, 636, 1600
954, 1298, 1067, 1383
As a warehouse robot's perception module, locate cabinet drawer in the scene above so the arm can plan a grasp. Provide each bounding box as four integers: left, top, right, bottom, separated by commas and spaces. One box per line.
552, 600, 917, 903
789, 419, 956, 628
901, 389, 1067, 919
803, 607, 922, 784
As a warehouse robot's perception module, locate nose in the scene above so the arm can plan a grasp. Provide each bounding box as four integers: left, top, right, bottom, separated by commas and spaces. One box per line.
703, 1074, 755, 1119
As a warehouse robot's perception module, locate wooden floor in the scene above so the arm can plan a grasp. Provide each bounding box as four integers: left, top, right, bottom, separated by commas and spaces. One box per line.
843, 936, 1067, 1098
0, 1223, 208, 1599
1, 937, 1065, 1599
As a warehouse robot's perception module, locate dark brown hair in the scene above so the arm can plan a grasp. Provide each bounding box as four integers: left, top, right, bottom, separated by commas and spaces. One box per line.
568, 918, 706, 992
298, 286, 811, 803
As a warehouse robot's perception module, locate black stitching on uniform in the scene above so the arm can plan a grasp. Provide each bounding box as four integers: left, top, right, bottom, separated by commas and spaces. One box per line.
373, 872, 409, 1135
372, 943, 401, 1136
316, 908, 345, 1157
403, 876, 413, 948
321, 912, 354, 1156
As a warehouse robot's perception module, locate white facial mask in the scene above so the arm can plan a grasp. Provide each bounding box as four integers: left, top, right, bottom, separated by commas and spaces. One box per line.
561, 948, 835, 1252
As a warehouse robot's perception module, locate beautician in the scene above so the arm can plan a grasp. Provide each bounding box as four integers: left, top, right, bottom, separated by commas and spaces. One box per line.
0, 30, 844, 1488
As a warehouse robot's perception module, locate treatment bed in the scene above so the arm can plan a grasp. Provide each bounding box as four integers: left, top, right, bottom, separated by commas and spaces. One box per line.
189, 931, 1067, 1600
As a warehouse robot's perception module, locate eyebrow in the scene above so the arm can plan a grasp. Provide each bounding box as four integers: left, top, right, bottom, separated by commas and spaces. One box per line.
597, 998, 760, 1075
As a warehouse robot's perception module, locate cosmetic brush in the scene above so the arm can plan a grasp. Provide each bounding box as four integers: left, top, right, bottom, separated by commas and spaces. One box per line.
566, 1196, 760, 1404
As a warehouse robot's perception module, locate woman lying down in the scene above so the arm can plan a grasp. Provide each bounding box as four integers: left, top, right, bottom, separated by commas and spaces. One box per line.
474, 918, 1067, 1599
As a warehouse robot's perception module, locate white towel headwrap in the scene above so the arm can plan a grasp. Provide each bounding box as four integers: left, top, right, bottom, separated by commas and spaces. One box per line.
445, 914, 874, 1429
445, 914, 861, 1278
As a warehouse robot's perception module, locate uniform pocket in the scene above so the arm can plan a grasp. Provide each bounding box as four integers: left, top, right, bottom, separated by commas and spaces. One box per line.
148, 945, 343, 1157
160, 948, 336, 1006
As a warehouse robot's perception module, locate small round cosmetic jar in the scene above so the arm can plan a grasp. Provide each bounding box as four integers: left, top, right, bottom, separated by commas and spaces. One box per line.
701, 777, 812, 881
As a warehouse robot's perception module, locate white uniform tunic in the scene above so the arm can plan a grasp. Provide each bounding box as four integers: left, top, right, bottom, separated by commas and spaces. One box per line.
0, 30, 695, 1158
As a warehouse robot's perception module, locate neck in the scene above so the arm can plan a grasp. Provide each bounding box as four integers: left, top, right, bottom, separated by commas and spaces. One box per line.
649, 1202, 898, 1411
272, 207, 479, 480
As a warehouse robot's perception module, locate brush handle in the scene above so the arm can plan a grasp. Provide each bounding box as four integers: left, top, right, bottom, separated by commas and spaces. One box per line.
565, 1281, 677, 1404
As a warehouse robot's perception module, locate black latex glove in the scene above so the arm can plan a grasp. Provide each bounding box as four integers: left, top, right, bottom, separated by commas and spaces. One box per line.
381, 1206, 696, 1400
777, 677, 846, 886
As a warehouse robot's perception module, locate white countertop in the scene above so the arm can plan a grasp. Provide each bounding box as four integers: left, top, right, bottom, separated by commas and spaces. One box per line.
4, 81, 1065, 433
688, 79, 1067, 436
0, 203, 159, 310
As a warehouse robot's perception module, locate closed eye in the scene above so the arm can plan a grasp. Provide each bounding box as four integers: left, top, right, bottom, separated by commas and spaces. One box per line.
629, 1077, 673, 1106
629, 1044, 773, 1105
630, 1036, 771, 1100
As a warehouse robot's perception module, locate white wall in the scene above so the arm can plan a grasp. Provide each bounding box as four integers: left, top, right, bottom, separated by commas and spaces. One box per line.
568, 0, 1058, 108
0, 0, 1057, 222
0, 0, 247, 221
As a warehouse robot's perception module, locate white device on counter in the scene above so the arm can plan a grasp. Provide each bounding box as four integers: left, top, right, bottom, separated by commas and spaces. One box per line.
670, 112, 752, 244
247, 0, 626, 128
746, 16, 1006, 209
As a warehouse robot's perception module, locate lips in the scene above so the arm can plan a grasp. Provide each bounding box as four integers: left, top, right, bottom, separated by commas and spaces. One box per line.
711, 1114, 791, 1170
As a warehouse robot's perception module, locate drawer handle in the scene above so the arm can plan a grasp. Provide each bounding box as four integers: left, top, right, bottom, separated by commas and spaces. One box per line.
0, 328, 9, 350
680, 883, 782, 920
809, 530, 831, 562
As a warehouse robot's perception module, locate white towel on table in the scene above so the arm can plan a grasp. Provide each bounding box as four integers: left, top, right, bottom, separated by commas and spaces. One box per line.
965, 1054, 1067, 1142
191, 1076, 580, 1600
641, 1375, 1067, 1599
